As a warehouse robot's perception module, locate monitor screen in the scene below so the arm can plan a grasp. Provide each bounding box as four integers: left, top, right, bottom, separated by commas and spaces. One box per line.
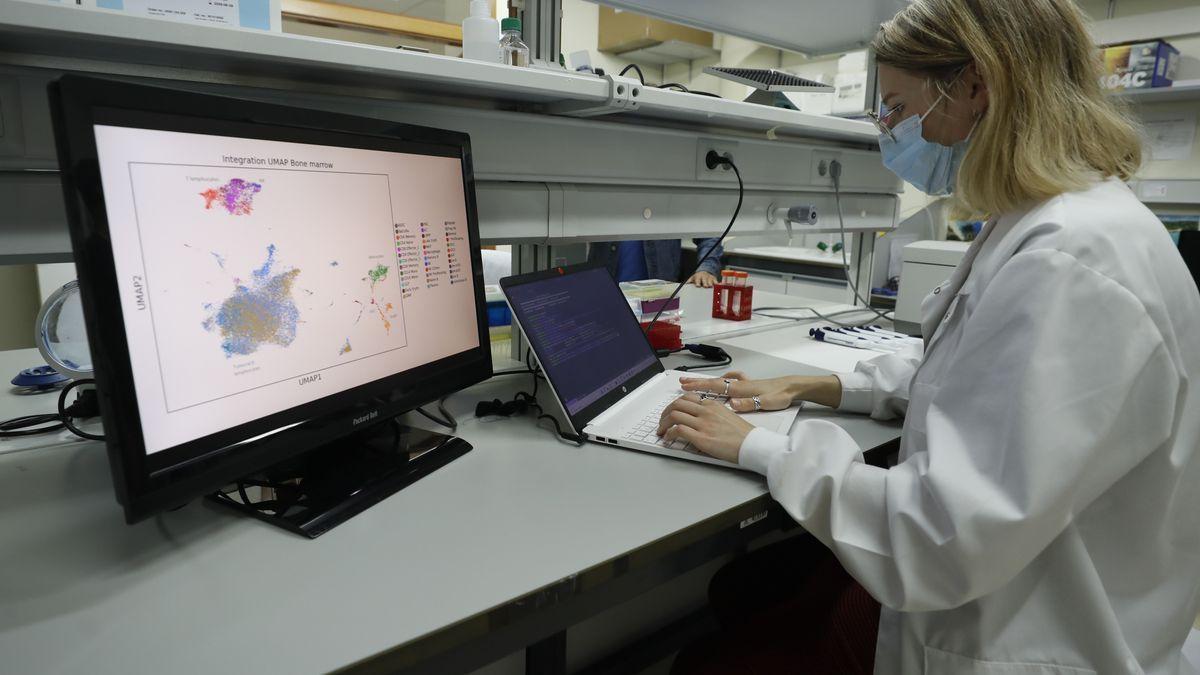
92, 122, 480, 455
504, 266, 658, 416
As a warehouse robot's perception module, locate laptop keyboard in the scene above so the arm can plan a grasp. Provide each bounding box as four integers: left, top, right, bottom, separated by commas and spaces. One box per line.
620, 395, 697, 453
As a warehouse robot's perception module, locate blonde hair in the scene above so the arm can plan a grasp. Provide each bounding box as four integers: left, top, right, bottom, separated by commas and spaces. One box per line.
871, 0, 1142, 217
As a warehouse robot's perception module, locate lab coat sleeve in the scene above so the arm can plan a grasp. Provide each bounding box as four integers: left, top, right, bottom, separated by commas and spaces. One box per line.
739, 249, 1181, 612
692, 237, 724, 278
834, 341, 924, 419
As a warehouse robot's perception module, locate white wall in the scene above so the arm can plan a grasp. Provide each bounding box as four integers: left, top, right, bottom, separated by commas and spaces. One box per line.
649, 1, 1200, 225
0, 265, 39, 351
561, 0, 664, 82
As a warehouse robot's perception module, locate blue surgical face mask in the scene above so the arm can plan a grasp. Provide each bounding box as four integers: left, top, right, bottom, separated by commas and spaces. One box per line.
878, 96, 973, 196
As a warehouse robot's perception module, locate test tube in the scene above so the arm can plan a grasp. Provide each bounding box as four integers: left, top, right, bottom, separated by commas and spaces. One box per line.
731, 273, 743, 315
720, 270, 733, 314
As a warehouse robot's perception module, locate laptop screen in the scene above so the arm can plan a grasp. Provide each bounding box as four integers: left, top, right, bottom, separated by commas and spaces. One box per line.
503, 266, 660, 416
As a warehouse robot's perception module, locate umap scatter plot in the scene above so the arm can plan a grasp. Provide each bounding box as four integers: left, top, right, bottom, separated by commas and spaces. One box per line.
354, 264, 397, 334
200, 178, 263, 215
202, 245, 300, 357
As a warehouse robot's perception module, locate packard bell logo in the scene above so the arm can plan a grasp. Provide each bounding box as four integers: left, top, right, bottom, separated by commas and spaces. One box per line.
353, 410, 379, 426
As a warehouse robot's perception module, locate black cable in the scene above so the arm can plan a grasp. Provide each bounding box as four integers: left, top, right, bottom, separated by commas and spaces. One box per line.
0, 413, 64, 438
643, 153, 743, 341
463, 356, 584, 445
752, 305, 885, 328
1, 379, 104, 441
58, 379, 105, 441
676, 356, 732, 372
415, 405, 456, 431
658, 82, 688, 92
619, 63, 646, 84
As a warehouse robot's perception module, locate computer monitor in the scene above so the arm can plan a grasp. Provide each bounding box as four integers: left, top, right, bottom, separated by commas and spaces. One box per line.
50, 76, 492, 536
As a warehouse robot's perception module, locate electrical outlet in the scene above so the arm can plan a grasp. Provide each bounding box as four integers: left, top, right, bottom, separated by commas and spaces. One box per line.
811, 150, 841, 185
696, 139, 739, 181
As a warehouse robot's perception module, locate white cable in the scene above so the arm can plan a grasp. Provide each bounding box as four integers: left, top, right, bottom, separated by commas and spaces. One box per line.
831, 162, 895, 322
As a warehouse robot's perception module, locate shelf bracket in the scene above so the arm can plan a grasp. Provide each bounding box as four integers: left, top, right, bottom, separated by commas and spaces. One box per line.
544, 73, 643, 118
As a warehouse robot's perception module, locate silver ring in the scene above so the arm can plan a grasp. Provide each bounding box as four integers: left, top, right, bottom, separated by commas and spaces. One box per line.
722, 379, 732, 396
753, 396, 762, 411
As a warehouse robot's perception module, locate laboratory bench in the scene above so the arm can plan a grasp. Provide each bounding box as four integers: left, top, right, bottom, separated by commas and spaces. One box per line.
682, 242, 856, 305
0, 287, 902, 674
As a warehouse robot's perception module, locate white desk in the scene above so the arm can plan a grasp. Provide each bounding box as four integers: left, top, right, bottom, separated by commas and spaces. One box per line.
724, 246, 847, 268
677, 284, 865, 343
0, 317, 901, 674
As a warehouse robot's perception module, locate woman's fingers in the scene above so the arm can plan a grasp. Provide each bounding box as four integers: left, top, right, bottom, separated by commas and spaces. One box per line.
661, 422, 701, 444
679, 371, 747, 391
679, 377, 721, 393
727, 393, 790, 413
657, 395, 705, 434
679, 377, 753, 398
657, 409, 700, 436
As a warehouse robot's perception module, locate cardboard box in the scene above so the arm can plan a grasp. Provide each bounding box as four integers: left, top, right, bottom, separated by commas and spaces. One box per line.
1100, 40, 1179, 90
598, 7, 711, 54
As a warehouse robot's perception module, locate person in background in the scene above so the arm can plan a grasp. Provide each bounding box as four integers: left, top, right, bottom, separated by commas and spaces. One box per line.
588, 238, 724, 286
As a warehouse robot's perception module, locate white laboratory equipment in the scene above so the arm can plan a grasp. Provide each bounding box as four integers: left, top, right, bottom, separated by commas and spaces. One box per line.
894, 240, 969, 335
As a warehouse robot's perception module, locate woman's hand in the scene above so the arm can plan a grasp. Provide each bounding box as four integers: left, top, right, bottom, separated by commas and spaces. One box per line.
679, 371, 844, 410
656, 394, 754, 463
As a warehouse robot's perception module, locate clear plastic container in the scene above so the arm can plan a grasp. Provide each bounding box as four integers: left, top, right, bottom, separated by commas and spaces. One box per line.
500, 17, 530, 67
462, 0, 500, 63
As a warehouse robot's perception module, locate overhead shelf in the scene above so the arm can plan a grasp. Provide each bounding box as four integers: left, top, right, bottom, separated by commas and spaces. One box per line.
1109, 82, 1200, 104
589, 0, 908, 56
1128, 180, 1200, 205
615, 40, 721, 65
0, 0, 877, 144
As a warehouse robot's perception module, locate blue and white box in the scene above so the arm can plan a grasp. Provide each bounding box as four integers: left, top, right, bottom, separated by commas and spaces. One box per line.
81, 0, 282, 32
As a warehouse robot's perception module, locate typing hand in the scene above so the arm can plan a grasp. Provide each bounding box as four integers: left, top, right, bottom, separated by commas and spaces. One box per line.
656, 393, 753, 464
678, 371, 794, 413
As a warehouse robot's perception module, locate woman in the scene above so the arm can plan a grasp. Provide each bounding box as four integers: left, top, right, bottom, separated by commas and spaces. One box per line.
661, 0, 1200, 673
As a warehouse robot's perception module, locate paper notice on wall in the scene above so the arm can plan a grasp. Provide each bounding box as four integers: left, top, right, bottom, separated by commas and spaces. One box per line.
82, 0, 281, 31
1142, 111, 1197, 161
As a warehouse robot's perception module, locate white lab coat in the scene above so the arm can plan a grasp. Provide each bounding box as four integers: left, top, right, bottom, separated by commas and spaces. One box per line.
739, 178, 1200, 674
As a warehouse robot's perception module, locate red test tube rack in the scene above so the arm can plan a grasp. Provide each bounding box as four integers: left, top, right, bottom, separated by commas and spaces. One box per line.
712, 270, 753, 321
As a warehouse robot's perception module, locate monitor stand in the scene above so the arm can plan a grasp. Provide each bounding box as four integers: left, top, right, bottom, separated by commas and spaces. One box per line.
207, 419, 471, 538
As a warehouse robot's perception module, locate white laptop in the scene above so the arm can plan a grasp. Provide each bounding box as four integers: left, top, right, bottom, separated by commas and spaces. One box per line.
500, 262, 799, 469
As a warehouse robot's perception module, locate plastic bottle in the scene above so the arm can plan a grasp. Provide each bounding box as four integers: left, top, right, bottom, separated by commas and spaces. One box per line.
500, 17, 530, 67
462, 0, 500, 64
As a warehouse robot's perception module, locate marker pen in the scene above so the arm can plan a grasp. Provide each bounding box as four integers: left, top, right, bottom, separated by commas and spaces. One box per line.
810, 329, 891, 352
842, 327, 913, 347
833, 328, 903, 351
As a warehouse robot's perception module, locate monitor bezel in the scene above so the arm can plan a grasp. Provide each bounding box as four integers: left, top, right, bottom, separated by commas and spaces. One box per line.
50, 75, 492, 523
500, 262, 665, 435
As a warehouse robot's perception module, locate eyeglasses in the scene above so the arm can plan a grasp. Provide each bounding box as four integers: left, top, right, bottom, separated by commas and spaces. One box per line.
867, 103, 905, 141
